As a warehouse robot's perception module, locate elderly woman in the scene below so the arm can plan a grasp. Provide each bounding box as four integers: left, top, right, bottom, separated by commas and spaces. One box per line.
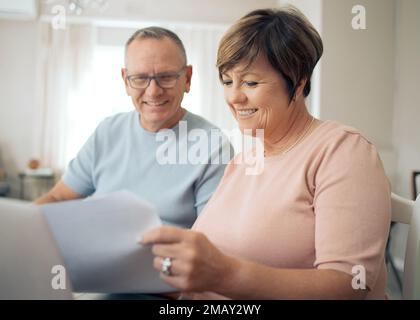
141, 7, 391, 299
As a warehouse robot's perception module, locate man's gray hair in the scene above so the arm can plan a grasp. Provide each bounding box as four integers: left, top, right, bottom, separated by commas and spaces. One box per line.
125, 26, 187, 66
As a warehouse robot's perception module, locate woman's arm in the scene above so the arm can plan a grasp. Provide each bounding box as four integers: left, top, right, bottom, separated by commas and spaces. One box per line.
141, 226, 367, 300
216, 256, 367, 300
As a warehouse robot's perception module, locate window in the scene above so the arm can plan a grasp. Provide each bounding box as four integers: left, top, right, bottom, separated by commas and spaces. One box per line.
65, 45, 132, 165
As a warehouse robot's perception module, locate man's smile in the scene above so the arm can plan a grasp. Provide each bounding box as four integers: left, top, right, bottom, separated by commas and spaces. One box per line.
143, 100, 169, 106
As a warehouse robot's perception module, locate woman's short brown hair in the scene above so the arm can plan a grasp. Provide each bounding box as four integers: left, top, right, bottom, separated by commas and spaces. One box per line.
217, 6, 323, 102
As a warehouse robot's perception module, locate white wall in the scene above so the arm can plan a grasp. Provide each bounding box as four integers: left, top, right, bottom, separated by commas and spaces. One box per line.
0, 20, 41, 197
388, 0, 420, 268
320, 0, 395, 147
41, 0, 278, 26
320, 0, 397, 184
392, 0, 420, 199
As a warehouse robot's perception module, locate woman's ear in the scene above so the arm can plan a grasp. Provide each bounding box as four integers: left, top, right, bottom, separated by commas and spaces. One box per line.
295, 78, 308, 99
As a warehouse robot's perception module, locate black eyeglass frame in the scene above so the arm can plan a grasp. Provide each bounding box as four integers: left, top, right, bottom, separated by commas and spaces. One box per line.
126, 66, 187, 89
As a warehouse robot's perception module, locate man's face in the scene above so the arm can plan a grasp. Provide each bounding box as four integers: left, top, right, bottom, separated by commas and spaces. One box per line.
122, 37, 192, 132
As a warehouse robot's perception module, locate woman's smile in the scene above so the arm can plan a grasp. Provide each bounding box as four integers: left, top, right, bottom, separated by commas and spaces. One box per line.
235, 108, 259, 118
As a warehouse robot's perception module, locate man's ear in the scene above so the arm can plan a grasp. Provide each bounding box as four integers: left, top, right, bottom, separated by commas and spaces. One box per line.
121, 68, 130, 96
184, 65, 193, 93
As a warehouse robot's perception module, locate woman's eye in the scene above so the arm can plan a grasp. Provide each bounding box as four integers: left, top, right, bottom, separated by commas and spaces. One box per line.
244, 81, 258, 87
222, 80, 233, 86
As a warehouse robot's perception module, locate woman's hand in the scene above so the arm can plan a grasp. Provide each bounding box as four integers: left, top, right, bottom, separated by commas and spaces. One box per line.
140, 225, 235, 293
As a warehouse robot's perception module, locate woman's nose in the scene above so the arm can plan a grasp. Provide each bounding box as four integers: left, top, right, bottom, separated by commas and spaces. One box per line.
225, 87, 247, 105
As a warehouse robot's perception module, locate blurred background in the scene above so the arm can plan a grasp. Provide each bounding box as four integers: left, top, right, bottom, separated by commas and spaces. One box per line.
0, 0, 419, 299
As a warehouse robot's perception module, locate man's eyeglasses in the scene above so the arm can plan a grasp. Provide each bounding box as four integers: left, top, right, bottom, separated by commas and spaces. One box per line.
126, 66, 187, 89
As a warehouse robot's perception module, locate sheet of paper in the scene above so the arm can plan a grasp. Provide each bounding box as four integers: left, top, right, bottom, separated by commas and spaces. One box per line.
40, 190, 175, 294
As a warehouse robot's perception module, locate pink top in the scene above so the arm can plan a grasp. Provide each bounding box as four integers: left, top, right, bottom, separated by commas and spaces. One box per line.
191, 120, 391, 299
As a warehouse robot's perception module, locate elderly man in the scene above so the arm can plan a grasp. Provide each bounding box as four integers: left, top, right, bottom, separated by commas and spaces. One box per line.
35, 27, 231, 229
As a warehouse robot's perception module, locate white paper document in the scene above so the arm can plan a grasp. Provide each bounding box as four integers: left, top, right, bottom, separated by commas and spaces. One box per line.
40, 190, 175, 294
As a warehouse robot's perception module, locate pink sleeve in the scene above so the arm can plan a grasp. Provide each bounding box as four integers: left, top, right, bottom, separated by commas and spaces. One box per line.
313, 130, 391, 289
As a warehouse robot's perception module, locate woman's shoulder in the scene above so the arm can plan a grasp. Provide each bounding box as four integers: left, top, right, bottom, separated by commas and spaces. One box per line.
306, 120, 384, 175
315, 120, 362, 135
312, 120, 374, 147
302, 120, 383, 173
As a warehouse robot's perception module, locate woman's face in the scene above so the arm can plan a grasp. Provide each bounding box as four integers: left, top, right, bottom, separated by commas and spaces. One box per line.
221, 55, 293, 138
